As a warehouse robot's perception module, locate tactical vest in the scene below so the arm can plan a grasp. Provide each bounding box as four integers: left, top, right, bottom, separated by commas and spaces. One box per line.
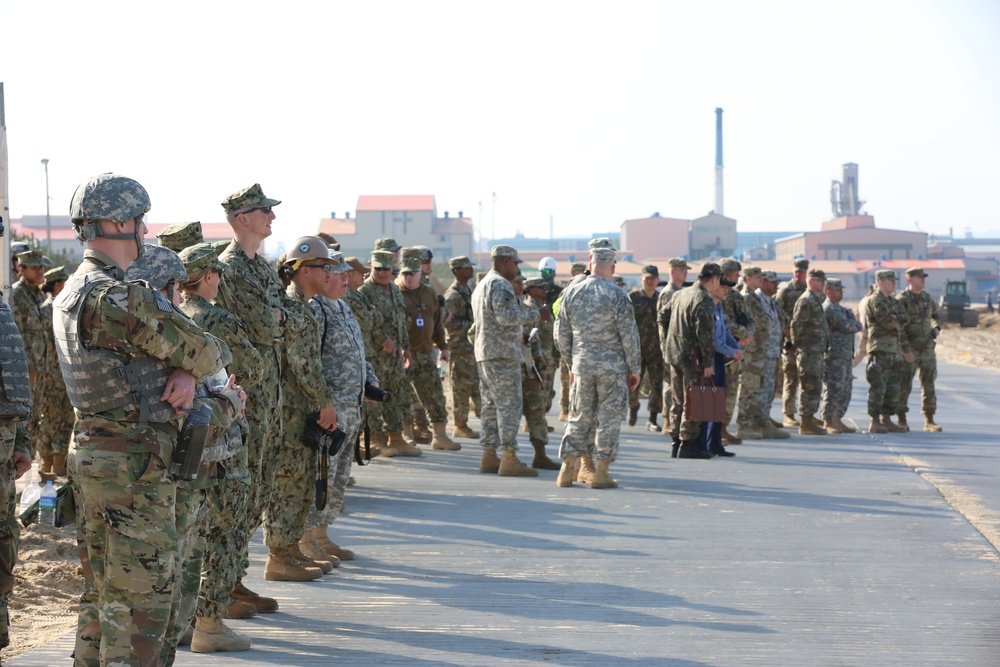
53, 268, 177, 425
0, 302, 33, 421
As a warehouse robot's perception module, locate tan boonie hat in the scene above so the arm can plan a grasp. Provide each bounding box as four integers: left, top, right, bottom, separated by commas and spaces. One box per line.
374, 238, 399, 252
221, 183, 281, 214
449, 256, 473, 269
178, 243, 228, 282
491, 245, 523, 263
157, 221, 204, 251
345, 256, 370, 274
876, 269, 897, 281
371, 250, 395, 269
668, 258, 691, 270
905, 267, 927, 277
16, 250, 45, 267
44, 266, 69, 283
317, 232, 340, 251
826, 278, 843, 290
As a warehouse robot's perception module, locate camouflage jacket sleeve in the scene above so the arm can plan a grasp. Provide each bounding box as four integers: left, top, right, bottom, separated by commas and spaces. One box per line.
444, 285, 474, 349
721, 291, 752, 341
791, 292, 829, 352
283, 290, 335, 410
866, 292, 905, 354
618, 288, 642, 376
86, 282, 225, 379
694, 297, 717, 366
827, 301, 863, 335
214, 251, 284, 346
212, 311, 266, 390
12, 282, 47, 374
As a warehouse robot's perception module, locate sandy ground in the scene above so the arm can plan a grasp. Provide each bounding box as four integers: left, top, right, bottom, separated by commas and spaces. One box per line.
5, 309, 999, 661
6, 521, 81, 660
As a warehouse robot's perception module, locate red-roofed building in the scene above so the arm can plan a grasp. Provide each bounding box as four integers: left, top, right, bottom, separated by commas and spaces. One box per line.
317, 195, 474, 261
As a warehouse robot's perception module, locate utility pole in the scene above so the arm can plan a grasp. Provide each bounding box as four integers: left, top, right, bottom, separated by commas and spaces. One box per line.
491, 192, 496, 247
41, 158, 50, 250
0, 83, 11, 303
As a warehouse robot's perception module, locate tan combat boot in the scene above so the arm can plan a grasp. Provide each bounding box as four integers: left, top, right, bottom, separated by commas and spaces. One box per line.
387, 431, 422, 457
298, 532, 340, 570
314, 525, 355, 561
226, 599, 256, 619
721, 427, 743, 445
231, 579, 278, 613
191, 615, 252, 653
431, 423, 461, 450
264, 546, 323, 581
924, 413, 943, 432
480, 447, 501, 473
559, 410, 569, 421
823, 419, 841, 435
761, 422, 791, 439
834, 416, 856, 433
896, 413, 911, 432
531, 444, 561, 470
51, 452, 68, 477
556, 457, 578, 487
576, 455, 596, 483
868, 417, 888, 434
735, 424, 763, 440
38, 456, 57, 482
771, 417, 786, 429
881, 415, 906, 433
497, 449, 539, 477
372, 431, 397, 458
798, 414, 826, 435
590, 459, 619, 489
289, 542, 332, 574
783, 413, 800, 427
452, 421, 480, 439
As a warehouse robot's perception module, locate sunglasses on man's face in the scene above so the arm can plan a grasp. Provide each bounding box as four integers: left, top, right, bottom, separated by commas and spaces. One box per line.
240, 206, 272, 215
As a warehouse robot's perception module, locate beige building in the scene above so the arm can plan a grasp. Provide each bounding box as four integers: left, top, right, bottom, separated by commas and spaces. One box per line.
318, 195, 474, 261
619, 214, 690, 260
689, 212, 737, 259
775, 215, 927, 262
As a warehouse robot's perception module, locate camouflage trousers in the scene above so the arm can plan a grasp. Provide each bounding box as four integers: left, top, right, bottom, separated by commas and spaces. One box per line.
661, 363, 674, 434
478, 360, 524, 452
736, 350, 766, 428
265, 405, 314, 549
866, 351, 902, 417
307, 403, 361, 529
521, 369, 549, 447
197, 446, 250, 619
759, 354, 779, 421
629, 354, 663, 415
448, 350, 480, 426
369, 351, 409, 433
669, 363, 704, 442
543, 355, 558, 412
796, 350, 825, 417
407, 351, 448, 423
245, 351, 283, 539
70, 447, 178, 667
781, 347, 800, 417
559, 373, 628, 462
0, 423, 21, 650
33, 384, 73, 458
725, 359, 741, 425
899, 347, 937, 416
559, 358, 570, 413
162, 472, 212, 666
821, 357, 854, 421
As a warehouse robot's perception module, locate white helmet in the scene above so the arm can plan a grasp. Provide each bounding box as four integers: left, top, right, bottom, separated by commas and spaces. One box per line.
538, 257, 557, 272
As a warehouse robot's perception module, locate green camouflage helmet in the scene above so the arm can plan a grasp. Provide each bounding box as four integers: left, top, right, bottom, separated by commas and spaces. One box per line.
125, 244, 188, 290
70, 173, 150, 224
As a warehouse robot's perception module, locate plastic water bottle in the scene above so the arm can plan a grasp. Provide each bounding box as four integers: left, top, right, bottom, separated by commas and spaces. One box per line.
19, 476, 41, 516
39, 480, 57, 527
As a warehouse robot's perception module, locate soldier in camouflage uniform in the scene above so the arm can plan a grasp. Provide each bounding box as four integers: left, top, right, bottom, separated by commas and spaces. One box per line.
518, 277, 560, 469
36, 265, 72, 479
444, 256, 481, 439
156, 221, 203, 253
865, 270, 912, 434
538, 258, 564, 419
776, 258, 809, 426
305, 251, 375, 564
267, 237, 340, 582
57, 173, 230, 667
555, 248, 641, 488
342, 257, 385, 458
664, 264, 725, 459
656, 258, 691, 447
757, 271, 787, 434
11, 250, 48, 463
358, 250, 422, 456
734, 266, 770, 440
398, 255, 460, 451
471, 246, 539, 477
214, 183, 292, 612
719, 258, 753, 444
177, 243, 264, 651
627, 265, 663, 431
820, 278, 863, 434
790, 268, 831, 435
0, 294, 33, 657
896, 267, 942, 431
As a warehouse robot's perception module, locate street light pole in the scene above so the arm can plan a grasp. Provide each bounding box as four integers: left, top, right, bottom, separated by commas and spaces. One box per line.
41, 158, 50, 250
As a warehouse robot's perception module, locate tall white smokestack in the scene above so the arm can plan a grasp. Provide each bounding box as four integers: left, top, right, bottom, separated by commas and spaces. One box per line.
714, 107, 724, 216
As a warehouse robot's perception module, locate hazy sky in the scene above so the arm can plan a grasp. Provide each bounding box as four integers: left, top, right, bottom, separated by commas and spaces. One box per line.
3, 0, 998, 247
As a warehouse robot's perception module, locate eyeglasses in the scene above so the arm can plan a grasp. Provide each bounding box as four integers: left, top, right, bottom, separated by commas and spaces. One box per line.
239, 206, 272, 215
373, 266, 392, 272
302, 263, 335, 273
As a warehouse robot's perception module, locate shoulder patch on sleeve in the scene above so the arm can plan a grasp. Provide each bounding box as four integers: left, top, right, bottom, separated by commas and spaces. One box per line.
154, 290, 175, 313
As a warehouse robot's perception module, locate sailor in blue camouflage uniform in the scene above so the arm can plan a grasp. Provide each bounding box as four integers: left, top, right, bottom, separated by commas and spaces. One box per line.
555, 247, 641, 489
